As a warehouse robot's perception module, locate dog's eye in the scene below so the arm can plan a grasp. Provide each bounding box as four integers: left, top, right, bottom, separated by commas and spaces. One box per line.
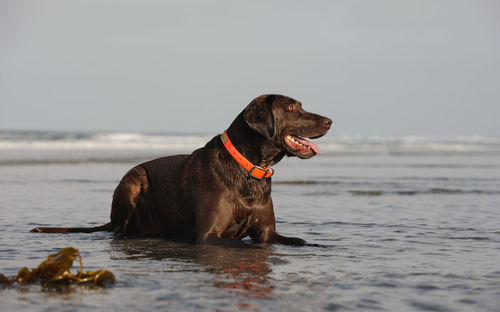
287, 104, 296, 112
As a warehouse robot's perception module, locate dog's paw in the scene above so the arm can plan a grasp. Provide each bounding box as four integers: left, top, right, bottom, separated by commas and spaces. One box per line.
287, 237, 306, 246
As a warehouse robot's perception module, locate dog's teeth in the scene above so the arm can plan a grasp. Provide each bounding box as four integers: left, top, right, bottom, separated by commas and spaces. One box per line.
287, 135, 309, 150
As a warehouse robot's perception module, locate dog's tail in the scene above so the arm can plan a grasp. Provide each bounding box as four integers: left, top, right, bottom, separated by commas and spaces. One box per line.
30, 222, 113, 234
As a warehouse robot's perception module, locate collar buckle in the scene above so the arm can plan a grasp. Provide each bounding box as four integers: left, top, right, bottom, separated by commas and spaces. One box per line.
249, 166, 274, 180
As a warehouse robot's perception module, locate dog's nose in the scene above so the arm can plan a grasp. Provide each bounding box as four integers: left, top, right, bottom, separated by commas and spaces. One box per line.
322, 118, 332, 129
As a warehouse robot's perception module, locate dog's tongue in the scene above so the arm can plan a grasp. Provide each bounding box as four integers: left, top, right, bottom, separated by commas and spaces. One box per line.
295, 137, 321, 154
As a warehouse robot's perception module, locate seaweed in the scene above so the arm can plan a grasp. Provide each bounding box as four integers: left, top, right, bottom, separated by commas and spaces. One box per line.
1, 247, 115, 289
0, 273, 11, 286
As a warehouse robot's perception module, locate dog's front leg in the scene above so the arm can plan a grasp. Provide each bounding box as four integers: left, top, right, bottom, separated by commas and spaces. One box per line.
253, 229, 306, 246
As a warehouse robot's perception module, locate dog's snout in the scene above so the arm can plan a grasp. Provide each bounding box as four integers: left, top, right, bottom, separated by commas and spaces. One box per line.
322, 117, 332, 129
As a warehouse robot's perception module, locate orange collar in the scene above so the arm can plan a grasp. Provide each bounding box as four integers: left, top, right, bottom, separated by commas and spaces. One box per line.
221, 130, 274, 180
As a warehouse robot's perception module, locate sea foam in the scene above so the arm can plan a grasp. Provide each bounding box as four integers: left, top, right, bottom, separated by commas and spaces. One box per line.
0, 131, 499, 163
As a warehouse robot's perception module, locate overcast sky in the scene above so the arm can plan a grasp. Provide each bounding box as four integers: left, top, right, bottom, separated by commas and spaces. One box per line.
1, 0, 499, 136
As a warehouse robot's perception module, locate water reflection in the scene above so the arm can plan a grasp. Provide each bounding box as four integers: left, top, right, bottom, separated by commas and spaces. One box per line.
110, 239, 274, 298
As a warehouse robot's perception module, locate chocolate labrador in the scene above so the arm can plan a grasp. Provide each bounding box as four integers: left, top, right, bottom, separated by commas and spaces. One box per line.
31, 94, 332, 247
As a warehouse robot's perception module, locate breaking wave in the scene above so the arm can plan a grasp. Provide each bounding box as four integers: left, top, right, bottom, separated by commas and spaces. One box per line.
1, 131, 499, 153
0, 131, 211, 151
1, 131, 500, 165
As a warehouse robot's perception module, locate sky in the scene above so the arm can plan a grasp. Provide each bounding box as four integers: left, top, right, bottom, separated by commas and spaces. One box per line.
1, 0, 499, 137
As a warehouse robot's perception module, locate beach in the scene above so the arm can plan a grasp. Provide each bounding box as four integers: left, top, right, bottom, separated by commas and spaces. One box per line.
1, 131, 500, 311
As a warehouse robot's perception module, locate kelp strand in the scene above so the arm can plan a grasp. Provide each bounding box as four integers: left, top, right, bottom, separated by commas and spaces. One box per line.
1, 247, 115, 288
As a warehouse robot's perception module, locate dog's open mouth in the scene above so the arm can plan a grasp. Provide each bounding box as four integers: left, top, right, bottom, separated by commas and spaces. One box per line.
284, 134, 320, 156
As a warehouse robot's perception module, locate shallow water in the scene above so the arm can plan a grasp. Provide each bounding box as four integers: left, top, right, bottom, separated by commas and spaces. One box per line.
1, 135, 500, 311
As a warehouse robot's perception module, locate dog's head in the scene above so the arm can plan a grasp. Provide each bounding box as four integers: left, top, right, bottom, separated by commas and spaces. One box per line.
243, 94, 332, 159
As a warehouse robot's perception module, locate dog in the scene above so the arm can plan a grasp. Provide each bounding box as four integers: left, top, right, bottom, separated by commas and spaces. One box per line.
31, 94, 332, 247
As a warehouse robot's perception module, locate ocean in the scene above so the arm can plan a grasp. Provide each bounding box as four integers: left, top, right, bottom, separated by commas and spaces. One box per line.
1, 131, 499, 311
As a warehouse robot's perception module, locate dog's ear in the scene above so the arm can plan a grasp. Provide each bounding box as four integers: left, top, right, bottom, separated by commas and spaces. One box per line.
243, 95, 275, 139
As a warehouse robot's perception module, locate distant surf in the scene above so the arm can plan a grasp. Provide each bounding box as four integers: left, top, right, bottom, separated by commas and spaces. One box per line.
1, 130, 500, 165
0, 131, 212, 151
